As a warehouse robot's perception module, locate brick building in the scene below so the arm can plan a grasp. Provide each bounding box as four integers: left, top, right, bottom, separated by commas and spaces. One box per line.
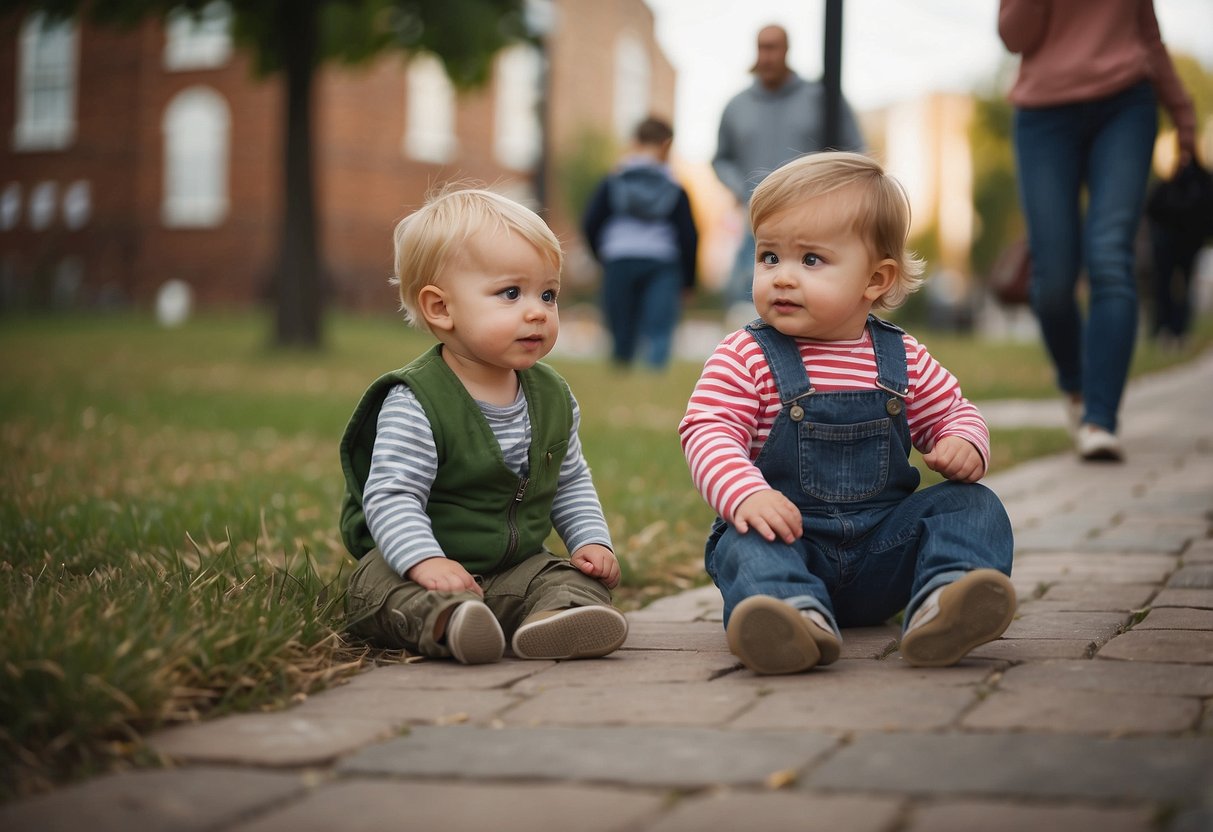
0, 0, 674, 311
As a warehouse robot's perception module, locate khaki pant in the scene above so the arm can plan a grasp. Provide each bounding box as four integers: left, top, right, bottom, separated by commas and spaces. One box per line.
346, 549, 613, 656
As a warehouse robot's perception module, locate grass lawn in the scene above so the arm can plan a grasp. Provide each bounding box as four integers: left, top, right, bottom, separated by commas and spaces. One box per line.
1, 308, 1209, 797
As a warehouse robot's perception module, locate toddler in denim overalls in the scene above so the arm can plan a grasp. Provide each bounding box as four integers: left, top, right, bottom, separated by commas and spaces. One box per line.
680, 152, 1015, 674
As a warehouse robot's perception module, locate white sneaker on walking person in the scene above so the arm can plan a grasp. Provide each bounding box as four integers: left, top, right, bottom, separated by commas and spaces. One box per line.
1076, 423, 1124, 462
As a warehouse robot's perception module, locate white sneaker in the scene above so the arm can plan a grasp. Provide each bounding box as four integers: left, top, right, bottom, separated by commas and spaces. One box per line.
1076, 424, 1123, 462
446, 601, 505, 665
1064, 398, 1083, 437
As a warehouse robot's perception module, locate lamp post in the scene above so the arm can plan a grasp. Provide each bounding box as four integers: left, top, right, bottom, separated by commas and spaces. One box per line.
822, 0, 843, 150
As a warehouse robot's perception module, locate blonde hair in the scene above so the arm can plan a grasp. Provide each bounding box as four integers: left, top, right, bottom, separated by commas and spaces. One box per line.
749, 151, 926, 310
391, 185, 563, 331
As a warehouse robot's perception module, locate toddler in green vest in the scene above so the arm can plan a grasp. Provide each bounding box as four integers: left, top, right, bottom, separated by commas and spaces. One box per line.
339, 186, 628, 664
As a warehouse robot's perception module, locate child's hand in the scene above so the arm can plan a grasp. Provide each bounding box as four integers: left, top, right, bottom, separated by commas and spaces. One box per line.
921, 435, 984, 483
733, 489, 803, 543
570, 544, 621, 589
406, 558, 483, 596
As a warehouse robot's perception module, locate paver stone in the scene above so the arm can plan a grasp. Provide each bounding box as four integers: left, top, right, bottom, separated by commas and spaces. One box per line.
1097, 630, 1213, 664
149, 712, 397, 767
0, 767, 306, 832
961, 687, 1201, 734
228, 779, 664, 832
806, 732, 1213, 802
340, 725, 838, 789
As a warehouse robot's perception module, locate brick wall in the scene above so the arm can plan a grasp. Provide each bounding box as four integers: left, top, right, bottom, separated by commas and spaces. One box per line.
0, 0, 675, 312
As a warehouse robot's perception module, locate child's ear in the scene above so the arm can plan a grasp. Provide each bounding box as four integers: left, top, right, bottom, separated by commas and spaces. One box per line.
863, 259, 898, 302
418, 285, 454, 331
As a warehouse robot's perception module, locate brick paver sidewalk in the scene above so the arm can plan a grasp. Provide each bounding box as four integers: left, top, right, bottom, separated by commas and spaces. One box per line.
4, 353, 1212, 832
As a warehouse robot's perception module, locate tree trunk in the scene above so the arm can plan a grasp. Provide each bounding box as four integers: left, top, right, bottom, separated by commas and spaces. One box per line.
272, 0, 323, 348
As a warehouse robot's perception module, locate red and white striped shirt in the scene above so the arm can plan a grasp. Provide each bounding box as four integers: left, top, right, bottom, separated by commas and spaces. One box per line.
679, 327, 990, 522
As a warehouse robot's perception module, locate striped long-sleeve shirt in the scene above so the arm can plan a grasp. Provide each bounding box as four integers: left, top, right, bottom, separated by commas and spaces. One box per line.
363, 384, 611, 579
679, 327, 990, 523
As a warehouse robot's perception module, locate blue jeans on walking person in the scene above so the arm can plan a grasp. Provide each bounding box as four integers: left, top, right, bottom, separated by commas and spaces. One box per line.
725, 226, 756, 305
1013, 81, 1158, 434
601, 257, 682, 369
704, 319, 1014, 637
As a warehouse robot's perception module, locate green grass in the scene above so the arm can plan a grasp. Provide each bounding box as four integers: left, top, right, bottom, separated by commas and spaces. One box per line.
1, 308, 1209, 798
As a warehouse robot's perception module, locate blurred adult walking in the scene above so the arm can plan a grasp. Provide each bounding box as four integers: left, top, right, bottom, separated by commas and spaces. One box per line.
999, 0, 1196, 462
713, 24, 864, 313
582, 117, 698, 370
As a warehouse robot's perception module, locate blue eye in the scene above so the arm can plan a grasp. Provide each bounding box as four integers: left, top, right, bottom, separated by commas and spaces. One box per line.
501, 286, 520, 300
802, 253, 820, 266
759, 251, 778, 265
541, 289, 558, 303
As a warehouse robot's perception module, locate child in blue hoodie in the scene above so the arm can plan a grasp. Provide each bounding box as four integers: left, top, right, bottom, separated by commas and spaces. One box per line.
582, 117, 698, 370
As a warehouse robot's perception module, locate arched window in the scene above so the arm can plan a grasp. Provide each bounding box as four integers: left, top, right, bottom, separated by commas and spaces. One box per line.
613, 33, 649, 144
13, 12, 78, 151
0, 184, 21, 231
63, 180, 91, 230
29, 181, 56, 230
494, 44, 542, 171
161, 86, 230, 227
404, 54, 457, 164
164, 1, 233, 71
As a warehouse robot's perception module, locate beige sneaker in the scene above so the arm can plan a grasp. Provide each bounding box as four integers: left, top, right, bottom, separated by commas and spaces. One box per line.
511, 605, 628, 660
899, 570, 1016, 667
803, 609, 842, 667
445, 601, 505, 665
726, 595, 839, 675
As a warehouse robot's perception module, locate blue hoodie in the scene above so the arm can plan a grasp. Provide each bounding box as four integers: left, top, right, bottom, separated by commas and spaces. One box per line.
582, 156, 699, 289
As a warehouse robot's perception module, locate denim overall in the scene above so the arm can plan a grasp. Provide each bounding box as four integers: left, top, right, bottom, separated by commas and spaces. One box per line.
704, 316, 1013, 637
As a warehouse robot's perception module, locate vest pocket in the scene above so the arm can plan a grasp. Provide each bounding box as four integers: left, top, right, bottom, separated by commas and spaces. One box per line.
798, 418, 891, 503
544, 439, 569, 474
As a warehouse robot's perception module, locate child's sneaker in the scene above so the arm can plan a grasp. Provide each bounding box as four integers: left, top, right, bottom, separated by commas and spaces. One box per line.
727, 595, 838, 674
511, 605, 628, 660
899, 569, 1016, 667
803, 609, 842, 666
446, 600, 505, 665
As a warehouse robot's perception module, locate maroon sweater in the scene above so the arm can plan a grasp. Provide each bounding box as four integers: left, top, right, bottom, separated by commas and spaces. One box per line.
998, 0, 1195, 154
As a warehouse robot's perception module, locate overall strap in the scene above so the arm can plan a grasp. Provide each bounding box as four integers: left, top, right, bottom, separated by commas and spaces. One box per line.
744, 320, 815, 405
867, 315, 910, 399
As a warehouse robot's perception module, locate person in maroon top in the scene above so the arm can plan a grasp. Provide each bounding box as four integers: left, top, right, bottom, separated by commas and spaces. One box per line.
999, 0, 1196, 463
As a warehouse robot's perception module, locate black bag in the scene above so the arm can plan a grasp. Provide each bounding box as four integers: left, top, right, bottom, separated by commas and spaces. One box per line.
1146, 159, 1213, 240
987, 238, 1031, 306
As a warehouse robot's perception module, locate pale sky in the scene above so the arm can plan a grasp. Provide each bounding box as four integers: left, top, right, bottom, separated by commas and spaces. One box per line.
643, 0, 1213, 163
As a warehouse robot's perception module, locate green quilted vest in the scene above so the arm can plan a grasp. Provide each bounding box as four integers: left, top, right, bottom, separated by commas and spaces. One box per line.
338, 344, 572, 575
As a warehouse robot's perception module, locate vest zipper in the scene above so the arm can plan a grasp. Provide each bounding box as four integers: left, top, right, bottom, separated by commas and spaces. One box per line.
497, 475, 529, 571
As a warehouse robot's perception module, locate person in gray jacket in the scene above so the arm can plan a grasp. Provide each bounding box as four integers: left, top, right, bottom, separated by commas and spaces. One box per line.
714, 24, 865, 308
583, 117, 698, 370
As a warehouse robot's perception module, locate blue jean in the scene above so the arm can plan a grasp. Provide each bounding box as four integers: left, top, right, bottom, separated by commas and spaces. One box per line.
601, 258, 681, 368
725, 226, 756, 304
1013, 81, 1158, 433
706, 481, 1013, 635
